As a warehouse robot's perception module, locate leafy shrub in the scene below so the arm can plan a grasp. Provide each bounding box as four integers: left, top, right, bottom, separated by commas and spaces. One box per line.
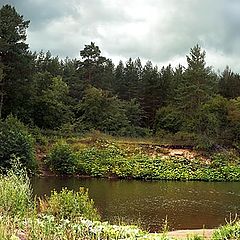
172, 131, 197, 146
30, 126, 49, 146
0, 161, 33, 217
0, 115, 37, 171
154, 106, 183, 133
39, 187, 100, 221
77, 86, 129, 134
195, 134, 216, 150
76, 145, 240, 181
46, 141, 77, 174
212, 220, 240, 240
117, 126, 152, 138
77, 144, 124, 177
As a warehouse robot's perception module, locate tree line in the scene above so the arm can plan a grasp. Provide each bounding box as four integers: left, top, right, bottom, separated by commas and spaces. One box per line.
1, 5, 240, 149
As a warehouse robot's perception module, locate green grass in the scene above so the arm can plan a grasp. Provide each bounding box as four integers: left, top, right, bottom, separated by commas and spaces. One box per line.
0, 166, 33, 217
212, 220, 240, 240
39, 187, 100, 221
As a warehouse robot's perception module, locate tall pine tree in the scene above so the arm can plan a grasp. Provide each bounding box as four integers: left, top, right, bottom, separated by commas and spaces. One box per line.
175, 45, 217, 119
0, 5, 33, 119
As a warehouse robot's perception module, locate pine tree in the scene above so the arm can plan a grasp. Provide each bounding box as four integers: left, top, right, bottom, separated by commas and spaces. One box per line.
113, 60, 125, 97
0, 4, 32, 118
219, 66, 240, 99
175, 45, 217, 119
140, 61, 161, 127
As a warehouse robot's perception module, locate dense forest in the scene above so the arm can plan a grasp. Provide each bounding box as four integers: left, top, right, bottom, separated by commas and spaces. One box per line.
1, 5, 240, 149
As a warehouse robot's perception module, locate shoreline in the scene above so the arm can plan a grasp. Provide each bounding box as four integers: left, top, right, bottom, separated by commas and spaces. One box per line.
165, 229, 214, 239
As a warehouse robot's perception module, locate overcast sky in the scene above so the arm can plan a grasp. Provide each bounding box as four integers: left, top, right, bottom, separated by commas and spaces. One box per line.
2, 0, 240, 71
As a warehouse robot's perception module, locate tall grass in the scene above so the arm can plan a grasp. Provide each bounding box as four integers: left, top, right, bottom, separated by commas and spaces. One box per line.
39, 187, 100, 221
212, 220, 240, 240
0, 216, 18, 240
0, 163, 32, 217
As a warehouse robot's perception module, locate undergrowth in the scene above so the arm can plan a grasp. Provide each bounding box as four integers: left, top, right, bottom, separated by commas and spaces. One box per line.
45, 139, 240, 181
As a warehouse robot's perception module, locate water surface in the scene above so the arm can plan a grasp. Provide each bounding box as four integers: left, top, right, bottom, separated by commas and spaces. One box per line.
31, 177, 240, 232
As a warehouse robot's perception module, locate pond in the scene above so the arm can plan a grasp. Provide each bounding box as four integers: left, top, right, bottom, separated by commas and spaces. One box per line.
31, 177, 240, 232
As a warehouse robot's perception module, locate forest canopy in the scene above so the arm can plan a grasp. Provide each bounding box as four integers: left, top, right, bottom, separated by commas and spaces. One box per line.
1, 4, 240, 149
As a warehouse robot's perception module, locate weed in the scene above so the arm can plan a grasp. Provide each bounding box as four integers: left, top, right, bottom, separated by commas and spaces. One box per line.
0, 159, 33, 217
39, 187, 100, 221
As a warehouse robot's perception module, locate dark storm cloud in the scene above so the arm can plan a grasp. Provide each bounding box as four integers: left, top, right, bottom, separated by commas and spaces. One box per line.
2, 0, 73, 28
1, 0, 240, 70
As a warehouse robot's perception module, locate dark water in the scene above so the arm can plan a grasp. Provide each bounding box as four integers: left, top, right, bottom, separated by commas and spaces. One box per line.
31, 177, 240, 232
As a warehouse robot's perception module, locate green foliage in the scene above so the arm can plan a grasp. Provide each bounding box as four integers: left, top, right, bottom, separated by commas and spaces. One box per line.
154, 106, 183, 133
79, 42, 114, 90
228, 97, 240, 142
124, 98, 143, 126
76, 144, 240, 181
140, 61, 164, 127
219, 66, 240, 99
29, 126, 49, 146
117, 125, 151, 138
0, 115, 37, 171
212, 220, 240, 240
2, 2, 240, 149
77, 143, 123, 177
0, 5, 33, 119
33, 76, 73, 129
187, 236, 204, 240
192, 95, 229, 148
22, 215, 150, 240
40, 187, 100, 221
46, 141, 77, 174
77, 86, 129, 133
190, 95, 240, 149
175, 45, 217, 119
39, 133, 240, 181
0, 160, 32, 217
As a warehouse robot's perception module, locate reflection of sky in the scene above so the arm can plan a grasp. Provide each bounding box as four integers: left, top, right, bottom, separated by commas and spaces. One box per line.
31, 177, 240, 232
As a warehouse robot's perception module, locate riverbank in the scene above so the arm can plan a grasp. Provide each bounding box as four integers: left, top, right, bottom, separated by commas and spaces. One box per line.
167, 229, 214, 239
40, 136, 240, 181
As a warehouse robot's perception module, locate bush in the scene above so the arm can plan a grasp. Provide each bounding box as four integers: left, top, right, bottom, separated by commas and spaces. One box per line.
154, 106, 183, 133
76, 145, 240, 181
77, 144, 125, 177
0, 115, 37, 171
29, 126, 49, 146
117, 126, 152, 138
212, 220, 240, 240
0, 161, 33, 217
46, 141, 77, 174
39, 187, 100, 221
172, 131, 197, 146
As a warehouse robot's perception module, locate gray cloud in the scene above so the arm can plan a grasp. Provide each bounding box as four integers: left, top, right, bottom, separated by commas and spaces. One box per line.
1, 0, 240, 71
2, 0, 74, 28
